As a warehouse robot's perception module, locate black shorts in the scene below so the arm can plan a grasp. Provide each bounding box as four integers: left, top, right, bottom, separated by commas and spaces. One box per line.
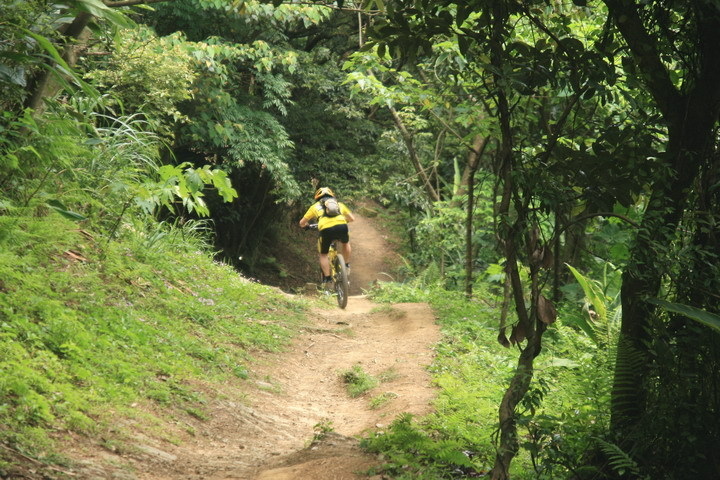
318, 224, 349, 254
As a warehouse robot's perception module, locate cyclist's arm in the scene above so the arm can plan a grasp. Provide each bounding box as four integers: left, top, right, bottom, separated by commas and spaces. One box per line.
299, 215, 313, 228
341, 204, 355, 222
299, 205, 318, 228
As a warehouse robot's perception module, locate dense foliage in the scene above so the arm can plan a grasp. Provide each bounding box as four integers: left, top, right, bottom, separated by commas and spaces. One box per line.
2, 0, 719, 479
365, 278, 617, 479
359, 1, 720, 478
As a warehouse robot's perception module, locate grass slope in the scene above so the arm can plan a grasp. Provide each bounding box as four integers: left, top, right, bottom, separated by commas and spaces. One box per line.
363, 281, 614, 479
0, 212, 308, 476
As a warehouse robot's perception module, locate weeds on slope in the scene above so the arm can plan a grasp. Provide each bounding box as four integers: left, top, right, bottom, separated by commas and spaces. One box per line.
0, 212, 307, 475
363, 280, 613, 479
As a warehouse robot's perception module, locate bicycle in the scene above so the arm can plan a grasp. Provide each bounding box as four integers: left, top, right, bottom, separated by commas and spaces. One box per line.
305, 224, 349, 309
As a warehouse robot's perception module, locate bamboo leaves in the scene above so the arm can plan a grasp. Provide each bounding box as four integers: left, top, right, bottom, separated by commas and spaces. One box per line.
648, 299, 720, 334
566, 264, 621, 346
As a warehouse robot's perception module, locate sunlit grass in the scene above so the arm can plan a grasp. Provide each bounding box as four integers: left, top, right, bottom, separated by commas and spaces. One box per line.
0, 212, 307, 469
340, 365, 379, 398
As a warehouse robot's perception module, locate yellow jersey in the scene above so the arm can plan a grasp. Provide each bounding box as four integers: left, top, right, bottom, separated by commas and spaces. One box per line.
302, 201, 352, 230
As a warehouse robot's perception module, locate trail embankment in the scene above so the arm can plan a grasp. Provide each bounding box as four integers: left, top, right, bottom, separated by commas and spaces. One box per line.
65, 208, 440, 480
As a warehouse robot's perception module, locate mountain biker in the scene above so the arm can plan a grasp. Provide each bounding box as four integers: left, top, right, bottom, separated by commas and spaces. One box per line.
298, 187, 355, 286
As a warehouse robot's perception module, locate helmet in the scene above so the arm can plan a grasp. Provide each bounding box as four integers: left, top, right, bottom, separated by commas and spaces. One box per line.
314, 187, 335, 200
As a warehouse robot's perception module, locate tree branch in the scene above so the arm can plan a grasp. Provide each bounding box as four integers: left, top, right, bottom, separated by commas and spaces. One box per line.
388, 106, 440, 202
559, 211, 640, 234
104, 0, 176, 7
602, 0, 682, 118
537, 88, 585, 166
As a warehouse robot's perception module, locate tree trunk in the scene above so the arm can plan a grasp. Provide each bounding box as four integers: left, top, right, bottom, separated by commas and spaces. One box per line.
612, 126, 713, 435
464, 135, 488, 297
602, 0, 720, 442
388, 106, 440, 202
487, 3, 539, 476
493, 329, 543, 480
26, 12, 93, 114
455, 135, 489, 200
464, 160, 475, 298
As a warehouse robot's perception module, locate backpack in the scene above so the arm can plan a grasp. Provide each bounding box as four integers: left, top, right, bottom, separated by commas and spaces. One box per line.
320, 196, 341, 217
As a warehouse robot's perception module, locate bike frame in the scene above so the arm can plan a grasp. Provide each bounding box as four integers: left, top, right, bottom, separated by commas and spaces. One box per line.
305, 223, 349, 309
326, 240, 349, 309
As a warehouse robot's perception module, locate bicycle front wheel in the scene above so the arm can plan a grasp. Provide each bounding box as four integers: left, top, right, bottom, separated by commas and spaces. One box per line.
333, 253, 349, 309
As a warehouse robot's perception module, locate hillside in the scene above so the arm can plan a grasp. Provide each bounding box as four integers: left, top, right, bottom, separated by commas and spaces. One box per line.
1, 206, 438, 480
115, 297, 439, 480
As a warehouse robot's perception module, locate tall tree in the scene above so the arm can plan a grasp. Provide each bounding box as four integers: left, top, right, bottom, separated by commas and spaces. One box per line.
364, 2, 622, 477
599, 1, 720, 475
362, 0, 720, 477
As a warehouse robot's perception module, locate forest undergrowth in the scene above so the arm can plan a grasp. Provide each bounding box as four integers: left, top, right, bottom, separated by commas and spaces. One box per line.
362, 279, 616, 479
0, 211, 310, 478
0, 196, 626, 480
0, 203, 618, 480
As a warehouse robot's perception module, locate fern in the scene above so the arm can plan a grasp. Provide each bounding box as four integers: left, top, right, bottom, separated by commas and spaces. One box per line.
612, 335, 646, 414
361, 414, 482, 478
595, 437, 646, 479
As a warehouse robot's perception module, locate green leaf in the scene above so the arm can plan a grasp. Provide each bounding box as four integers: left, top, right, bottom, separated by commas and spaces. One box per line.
74, 0, 135, 28
648, 299, 720, 333
378, 42, 387, 59
23, 30, 71, 71
559, 37, 585, 54
2, 153, 20, 170
457, 34, 471, 56
456, 4, 471, 27
184, 169, 205, 193
567, 264, 607, 321
546, 358, 580, 368
46, 200, 87, 221
565, 309, 598, 343
22, 29, 100, 101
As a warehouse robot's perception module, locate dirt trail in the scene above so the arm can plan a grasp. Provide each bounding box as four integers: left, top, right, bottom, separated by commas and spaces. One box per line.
345, 210, 401, 295
175, 298, 440, 480
67, 210, 439, 480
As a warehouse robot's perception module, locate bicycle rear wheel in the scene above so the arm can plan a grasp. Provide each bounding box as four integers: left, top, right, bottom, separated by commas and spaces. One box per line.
333, 253, 349, 309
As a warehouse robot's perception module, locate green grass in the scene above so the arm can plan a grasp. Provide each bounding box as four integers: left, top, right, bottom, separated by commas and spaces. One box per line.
369, 392, 398, 409
0, 212, 307, 474
377, 367, 401, 383
340, 365, 379, 398
370, 304, 407, 320
312, 418, 334, 442
364, 281, 615, 479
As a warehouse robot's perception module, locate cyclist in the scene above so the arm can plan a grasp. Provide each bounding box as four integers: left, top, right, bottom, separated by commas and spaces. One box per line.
298, 187, 355, 286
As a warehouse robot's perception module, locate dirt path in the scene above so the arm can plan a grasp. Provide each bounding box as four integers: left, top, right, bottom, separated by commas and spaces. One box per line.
171, 298, 440, 480
345, 209, 402, 295
62, 210, 439, 479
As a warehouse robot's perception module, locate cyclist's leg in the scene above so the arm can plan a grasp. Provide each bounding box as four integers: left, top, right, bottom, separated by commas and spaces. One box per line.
341, 241, 351, 263
335, 225, 351, 265
319, 253, 331, 277
318, 232, 332, 278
